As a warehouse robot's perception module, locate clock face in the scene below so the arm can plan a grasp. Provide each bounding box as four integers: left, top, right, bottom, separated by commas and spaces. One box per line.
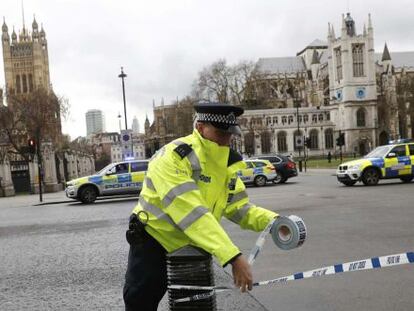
356, 88, 366, 99
122, 134, 130, 142
336, 89, 343, 101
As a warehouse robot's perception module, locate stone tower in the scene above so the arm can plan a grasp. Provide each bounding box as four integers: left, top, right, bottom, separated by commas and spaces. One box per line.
2, 17, 51, 99
328, 13, 378, 155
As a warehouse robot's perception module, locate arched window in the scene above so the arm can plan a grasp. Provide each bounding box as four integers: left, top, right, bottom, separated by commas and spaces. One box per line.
22, 74, 28, 93
352, 44, 364, 77
16, 75, 21, 93
244, 132, 254, 156
379, 131, 388, 146
272, 116, 278, 124
325, 128, 334, 149
309, 129, 319, 150
28, 74, 33, 92
303, 115, 309, 123
282, 116, 287, 124
261, 131, 271, 154
293, 130, 303, 151
318, 114, 323, 121
335, 48, 343, 80
356, 108, 366, 127
277, 131, 287, 153
288, 116, 294, 124
312, 114, 317, 123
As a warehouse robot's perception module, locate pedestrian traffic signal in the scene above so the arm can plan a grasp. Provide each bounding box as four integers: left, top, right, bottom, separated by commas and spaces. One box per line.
336, 133, 345, 147
28, 138, 36, 154
304, 137, 311, 148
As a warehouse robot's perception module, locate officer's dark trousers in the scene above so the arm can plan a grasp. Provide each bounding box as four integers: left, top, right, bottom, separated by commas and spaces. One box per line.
123, 233, 167, 311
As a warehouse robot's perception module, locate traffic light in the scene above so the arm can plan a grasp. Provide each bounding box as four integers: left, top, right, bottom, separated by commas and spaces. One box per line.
28, 138, 36, 154
336, 133, 345, 147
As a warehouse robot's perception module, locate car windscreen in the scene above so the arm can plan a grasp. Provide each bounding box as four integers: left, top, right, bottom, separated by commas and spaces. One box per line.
364, 146, 391, 158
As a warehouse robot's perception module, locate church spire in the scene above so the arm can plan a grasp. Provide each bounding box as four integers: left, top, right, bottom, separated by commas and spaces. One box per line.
382, 43, 392, 62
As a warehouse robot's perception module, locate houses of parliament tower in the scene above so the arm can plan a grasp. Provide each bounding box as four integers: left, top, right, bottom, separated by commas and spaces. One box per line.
2, 16, 51, 98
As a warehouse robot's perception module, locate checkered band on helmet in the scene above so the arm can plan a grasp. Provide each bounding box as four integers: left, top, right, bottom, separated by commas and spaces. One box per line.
196, 112, 237, 125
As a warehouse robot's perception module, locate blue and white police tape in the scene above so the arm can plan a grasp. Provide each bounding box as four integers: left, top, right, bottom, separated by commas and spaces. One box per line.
171, 251, 414, 303
171, 215, 306, 303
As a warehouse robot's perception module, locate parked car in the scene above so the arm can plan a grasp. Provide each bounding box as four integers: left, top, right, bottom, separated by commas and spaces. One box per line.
65, 160, 149, 203
336, 139, 414, 186
237, 159, 277, 187
252, 154, 298, 184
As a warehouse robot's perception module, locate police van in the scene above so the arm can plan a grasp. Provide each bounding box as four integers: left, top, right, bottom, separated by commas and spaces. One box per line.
65, 160, 149, 203
336, 140, 414, 186
238, 159, 277, 187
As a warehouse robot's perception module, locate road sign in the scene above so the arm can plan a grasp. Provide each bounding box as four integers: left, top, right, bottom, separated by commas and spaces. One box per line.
295, 136, 303, 147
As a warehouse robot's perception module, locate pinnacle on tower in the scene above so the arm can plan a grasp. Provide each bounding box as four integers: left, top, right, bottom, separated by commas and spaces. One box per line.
2, 17, 7, 32
382, 43, 392, 62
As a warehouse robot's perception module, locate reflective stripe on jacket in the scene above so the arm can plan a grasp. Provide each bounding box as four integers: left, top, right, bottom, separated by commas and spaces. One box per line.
132, 129, 278, 266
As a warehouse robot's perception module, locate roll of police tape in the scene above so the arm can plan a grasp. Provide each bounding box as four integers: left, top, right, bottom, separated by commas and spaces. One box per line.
171, 251, 414, 304
271, 215, 307, 250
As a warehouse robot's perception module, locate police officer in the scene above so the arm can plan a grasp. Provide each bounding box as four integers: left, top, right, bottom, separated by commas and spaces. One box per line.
123, 102, 279, 311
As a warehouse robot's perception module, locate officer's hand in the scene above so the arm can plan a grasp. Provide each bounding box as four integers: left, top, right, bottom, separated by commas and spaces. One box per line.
231, 255, 253, 293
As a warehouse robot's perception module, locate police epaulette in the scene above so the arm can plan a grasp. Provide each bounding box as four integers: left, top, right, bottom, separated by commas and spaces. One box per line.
174, 143, 193, 159
228, 149, 243, 166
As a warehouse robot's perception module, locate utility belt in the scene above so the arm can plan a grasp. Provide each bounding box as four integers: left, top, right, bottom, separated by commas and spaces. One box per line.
126, 211, 149, 246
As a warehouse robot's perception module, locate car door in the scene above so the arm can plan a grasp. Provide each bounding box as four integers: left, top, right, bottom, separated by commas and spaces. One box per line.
384, 145, 410, 178
239, 161, 255, 183
409, 144, 414, 175
102, 162, 130, 195
130, 161, 149, 193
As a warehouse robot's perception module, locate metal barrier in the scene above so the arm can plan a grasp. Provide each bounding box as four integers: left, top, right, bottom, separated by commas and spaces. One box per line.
167, 246, 217, 311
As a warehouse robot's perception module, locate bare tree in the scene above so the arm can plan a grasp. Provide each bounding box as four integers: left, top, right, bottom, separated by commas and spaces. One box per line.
192, 59, 257, 106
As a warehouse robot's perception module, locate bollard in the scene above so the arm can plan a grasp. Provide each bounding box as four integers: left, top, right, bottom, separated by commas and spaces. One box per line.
167, 246, 217, 311
298, 160, 303, 172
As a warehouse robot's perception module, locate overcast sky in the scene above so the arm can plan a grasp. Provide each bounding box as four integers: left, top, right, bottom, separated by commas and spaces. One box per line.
2, 0, 414, 139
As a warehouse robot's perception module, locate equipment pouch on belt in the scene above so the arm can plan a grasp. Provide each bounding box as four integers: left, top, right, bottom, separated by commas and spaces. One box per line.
126, 212, 148, 246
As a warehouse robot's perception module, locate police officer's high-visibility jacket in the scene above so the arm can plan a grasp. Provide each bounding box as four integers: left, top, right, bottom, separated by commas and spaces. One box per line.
132, 129, 278, 266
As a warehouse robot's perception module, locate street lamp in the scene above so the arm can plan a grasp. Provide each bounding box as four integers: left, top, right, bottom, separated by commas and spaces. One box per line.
118, 67, 128, 130
295, 103, 301, 158
118, 67, 134, 159
294, 89, 303, 172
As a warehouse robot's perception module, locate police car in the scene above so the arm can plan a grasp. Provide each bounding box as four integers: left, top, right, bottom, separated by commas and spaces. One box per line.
238, 159, 277, 187
336, 140, 414, 186
65, 160, 149, 203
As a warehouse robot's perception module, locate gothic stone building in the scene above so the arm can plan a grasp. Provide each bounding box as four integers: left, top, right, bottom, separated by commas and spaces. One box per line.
0, 17, 93, 195
240, 13, 414, 158
144, 98, 194, 157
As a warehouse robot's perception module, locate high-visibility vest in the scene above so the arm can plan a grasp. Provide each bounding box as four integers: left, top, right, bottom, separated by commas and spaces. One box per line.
132, 129, 278, 266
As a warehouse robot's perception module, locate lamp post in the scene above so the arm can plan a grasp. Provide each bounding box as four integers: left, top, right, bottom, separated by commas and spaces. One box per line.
294, 89, 303, 172
118, 67, 134, 159
118, 67, 128, 130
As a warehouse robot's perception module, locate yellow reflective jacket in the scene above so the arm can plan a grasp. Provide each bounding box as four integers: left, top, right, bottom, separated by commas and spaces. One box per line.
132, 129, 278, 266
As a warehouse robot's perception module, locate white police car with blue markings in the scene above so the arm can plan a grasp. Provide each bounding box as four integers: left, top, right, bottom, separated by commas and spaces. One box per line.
336, 140, 414, 186
65, 160, 149, 203
237, 159, 277, 187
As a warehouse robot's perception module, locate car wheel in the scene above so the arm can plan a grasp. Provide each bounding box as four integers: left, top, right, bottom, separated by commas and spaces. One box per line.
272, 172, 284, 184
341, 180, 357, 186
400, 176, 413, 183
361, 168, 380, 186
254, 175, 267, 187
79, 186, 97, 204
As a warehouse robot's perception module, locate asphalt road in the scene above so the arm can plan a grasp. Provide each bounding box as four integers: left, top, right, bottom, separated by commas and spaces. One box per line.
0, 172, 413, 310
